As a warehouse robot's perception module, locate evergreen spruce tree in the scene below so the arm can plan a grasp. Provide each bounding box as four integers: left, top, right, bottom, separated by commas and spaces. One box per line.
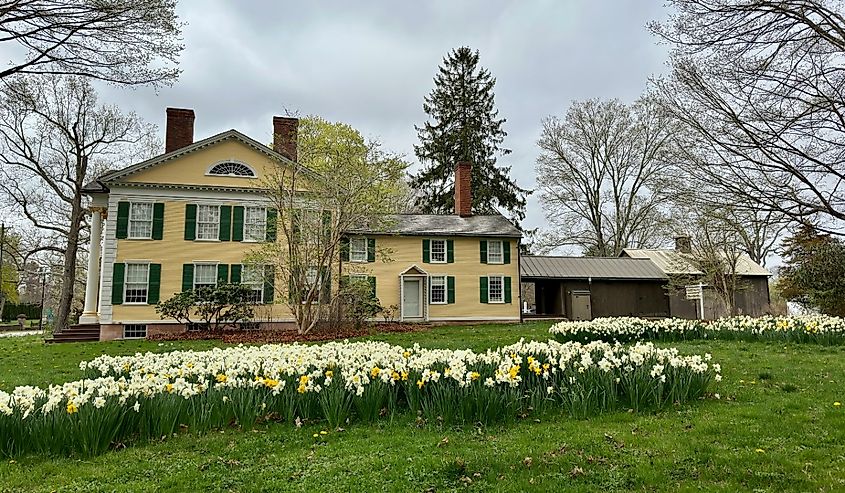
411, 47, 529, 222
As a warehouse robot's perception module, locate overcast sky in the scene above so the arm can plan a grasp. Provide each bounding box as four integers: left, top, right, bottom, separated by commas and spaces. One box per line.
94, 0, 671, 235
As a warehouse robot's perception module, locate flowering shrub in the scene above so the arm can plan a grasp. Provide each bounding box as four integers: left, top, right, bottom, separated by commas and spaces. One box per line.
0, 339, 719, 457
549, 315, 845, 345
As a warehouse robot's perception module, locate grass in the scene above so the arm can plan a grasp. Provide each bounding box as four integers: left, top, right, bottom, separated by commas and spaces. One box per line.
1, 322, 844, 492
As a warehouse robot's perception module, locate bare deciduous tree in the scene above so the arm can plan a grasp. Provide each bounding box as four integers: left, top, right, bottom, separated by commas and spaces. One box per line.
668, 207, 751, 317
0, 0, 183, 86
536, 97, 679, 256
670, 178, 789, 266
651, 0, 845, 235
0, 75, 157, 331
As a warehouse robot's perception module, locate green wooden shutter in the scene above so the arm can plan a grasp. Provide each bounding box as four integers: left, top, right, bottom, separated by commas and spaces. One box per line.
480, 276, 488, 303
264, 265, 275, 304
266, 209, 278, 242
369, 276, 377, 298
322, 210, 332, 240
340, 275, 350, 288
230, 264, 242, 284
447, 239, 455, 263
367, 238, 376, 262
232, 206, 244, 242
447, 276, 455, 304
504, 277, 512, 303
116, 202, 130, 239
219, 205, 232, 241
288, 271, 297, 304
111, 263, 125, 304
340, 237, 350, 262
480, 240, 488, 264
422, 239, 430, 263
217, 263, 229, 284
321, 269, 331, 304
182, 264, 194, 292
503, 241, 511, 264
147, 264, 161, 304
152, 203, 165, 240
184, 204, 197, 240
291, 209, 301, 243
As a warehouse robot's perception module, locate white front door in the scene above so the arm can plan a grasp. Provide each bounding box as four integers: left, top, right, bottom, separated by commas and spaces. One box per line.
402, 278, 421, 319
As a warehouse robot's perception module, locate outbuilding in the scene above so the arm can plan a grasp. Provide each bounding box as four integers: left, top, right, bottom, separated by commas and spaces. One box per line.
520, 256, 670, 320
521, 244, 773, 321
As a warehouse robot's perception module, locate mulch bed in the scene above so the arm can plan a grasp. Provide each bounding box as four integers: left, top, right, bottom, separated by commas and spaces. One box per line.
147, 322, 429, 344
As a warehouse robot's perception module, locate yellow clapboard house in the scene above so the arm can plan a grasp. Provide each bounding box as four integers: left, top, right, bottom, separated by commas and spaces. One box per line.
79, 108, 522, 341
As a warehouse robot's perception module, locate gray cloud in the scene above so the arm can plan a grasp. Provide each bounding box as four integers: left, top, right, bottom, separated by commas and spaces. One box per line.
94, 0, 670, 232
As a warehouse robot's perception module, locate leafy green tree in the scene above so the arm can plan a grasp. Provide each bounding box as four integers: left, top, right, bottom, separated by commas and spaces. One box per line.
778, 226, 845, 316
411, 47, 529, 222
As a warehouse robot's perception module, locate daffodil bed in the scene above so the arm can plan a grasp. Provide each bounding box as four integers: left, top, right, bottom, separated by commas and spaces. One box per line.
0, 338, 719, 457
550, 315, 845, 345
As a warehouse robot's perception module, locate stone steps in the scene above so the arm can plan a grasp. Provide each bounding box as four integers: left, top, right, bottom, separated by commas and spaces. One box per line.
45, 324, 100, 343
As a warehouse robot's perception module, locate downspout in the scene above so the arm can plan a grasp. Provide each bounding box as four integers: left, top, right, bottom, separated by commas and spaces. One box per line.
517, 237, 523, 324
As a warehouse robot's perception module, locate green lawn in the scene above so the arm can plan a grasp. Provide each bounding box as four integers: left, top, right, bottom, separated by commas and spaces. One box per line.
1, 322, 844, 492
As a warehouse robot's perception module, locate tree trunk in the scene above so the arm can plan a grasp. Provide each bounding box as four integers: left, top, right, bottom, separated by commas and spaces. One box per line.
55, 198, 83, 332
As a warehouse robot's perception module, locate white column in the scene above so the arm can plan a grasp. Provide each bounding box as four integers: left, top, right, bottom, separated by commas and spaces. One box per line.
79, 207, 104, 324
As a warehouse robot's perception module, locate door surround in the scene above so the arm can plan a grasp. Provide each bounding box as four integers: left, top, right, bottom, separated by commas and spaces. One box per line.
399, 265, 428, 322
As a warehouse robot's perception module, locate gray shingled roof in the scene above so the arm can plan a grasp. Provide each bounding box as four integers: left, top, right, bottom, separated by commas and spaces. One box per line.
521, 256, 668, 280
348, 214, 522, 238
622, 249, 771, 276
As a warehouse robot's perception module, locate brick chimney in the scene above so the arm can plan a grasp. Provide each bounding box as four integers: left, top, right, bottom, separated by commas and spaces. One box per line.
165, 108, 195, 153
455, 161, 472, 217
675, 235, 692, 254
273, 116, 298, 162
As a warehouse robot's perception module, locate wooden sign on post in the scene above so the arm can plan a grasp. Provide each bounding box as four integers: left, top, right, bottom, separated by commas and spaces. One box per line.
685, 283, 706, 320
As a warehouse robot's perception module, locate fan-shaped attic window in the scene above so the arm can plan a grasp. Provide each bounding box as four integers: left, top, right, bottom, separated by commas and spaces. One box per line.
208, 162, 256, 177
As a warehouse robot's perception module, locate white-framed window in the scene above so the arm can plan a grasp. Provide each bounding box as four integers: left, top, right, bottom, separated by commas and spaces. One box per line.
350, 237, 368, 262
128, 202, 153, 239
194, 263, 217, 290
430, 239, 446, 263
487, 240, 504, 264
208, 162, 256, 177
488, 275, 504, 303
305, 266, 319, 291
430, 275, 447, 304
197, 205, 220, 240
124, 263, 150, 303
123, 324, 147, 339
244, 206, 266, 242
299, 266, 325, 304
242, 264, 264, 303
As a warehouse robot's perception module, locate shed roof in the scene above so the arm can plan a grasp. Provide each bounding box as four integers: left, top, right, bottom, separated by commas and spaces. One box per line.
348, 214, 522, 238
520, 256, 668, 280
621, 249, 771, 276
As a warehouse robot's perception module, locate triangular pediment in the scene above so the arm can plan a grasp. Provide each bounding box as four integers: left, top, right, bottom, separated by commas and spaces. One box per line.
400, 265, 428, 276
91, 130, 316, 191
